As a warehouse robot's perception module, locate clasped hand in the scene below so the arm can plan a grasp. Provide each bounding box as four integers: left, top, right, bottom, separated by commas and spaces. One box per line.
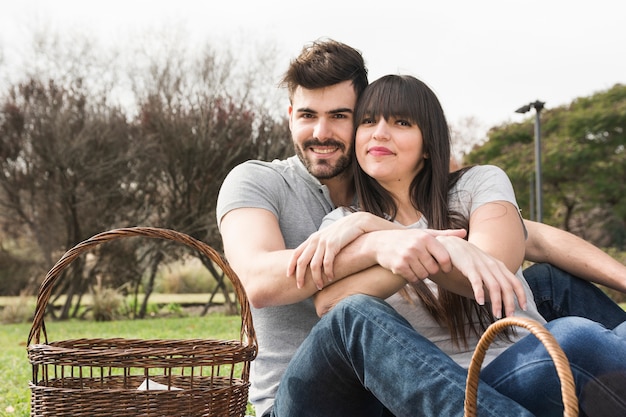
286, 212, 527, 318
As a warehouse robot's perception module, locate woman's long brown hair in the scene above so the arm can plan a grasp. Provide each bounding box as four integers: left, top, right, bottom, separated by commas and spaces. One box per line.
353, 75, 501, 347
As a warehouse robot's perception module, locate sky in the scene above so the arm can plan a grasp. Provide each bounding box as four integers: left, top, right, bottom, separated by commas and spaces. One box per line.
1, 0, 625, 139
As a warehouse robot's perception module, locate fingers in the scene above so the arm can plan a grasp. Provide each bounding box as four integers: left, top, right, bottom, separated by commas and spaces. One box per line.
489, 263, 527, 318
387, 251, 441, 283
427, 228, 467, 239
307, 244, 327, 290
426, 238, 453, 274
438, 237, 526, 319
287, 232, 335, 291
471, 260, 527, 319
288, 237, 320, 290
287, 243, 306, 286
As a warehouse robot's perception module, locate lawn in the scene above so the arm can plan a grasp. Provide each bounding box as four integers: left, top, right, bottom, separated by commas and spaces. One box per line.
0, 314, 244, 416
2, 303, 625, 416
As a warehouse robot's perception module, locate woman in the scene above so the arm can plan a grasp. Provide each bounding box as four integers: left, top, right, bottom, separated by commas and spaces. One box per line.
289, 74, 626, 416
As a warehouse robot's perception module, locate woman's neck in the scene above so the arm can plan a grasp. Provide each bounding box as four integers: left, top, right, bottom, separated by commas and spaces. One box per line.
391, 192, 422, 226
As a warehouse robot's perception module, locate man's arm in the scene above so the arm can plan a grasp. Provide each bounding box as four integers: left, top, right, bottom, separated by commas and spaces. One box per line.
220, 207, 380, 308
220, 207, 320, 308
524, 220, 626, 293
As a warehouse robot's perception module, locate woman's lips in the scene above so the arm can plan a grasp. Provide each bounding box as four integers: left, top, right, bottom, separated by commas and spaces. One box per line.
368, 146, 394, 156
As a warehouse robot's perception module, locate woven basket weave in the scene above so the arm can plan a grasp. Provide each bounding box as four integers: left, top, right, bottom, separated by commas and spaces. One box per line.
27, 227, 257, 417
464, 316, 578, 417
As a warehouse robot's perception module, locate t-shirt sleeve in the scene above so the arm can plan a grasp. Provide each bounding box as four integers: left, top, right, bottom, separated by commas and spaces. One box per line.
216, 161, 283, 229
453, 165, 520, 216
451, 165, 527, 238
319, 207, 352, 230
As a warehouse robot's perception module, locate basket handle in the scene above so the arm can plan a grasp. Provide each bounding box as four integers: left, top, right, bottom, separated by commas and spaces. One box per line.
464, 316, 578, 417
27, 226, 257, 353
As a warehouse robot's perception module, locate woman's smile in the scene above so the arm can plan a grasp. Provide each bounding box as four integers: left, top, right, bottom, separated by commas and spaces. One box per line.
367, 146, 394, 157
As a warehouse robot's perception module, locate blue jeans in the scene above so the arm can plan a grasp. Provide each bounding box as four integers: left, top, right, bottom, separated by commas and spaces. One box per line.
524, 263, 626, 329
270, 295, 534, 417
482, 317, 626, 417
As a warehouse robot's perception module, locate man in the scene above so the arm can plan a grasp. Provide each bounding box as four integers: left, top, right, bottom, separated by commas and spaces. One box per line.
217, 39, 626, 416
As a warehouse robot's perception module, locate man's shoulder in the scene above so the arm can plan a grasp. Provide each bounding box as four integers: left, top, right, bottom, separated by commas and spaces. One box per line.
229, 157, 298, 179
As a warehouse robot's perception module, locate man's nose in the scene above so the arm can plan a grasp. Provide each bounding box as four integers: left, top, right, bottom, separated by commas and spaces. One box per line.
313, 118, 332, 140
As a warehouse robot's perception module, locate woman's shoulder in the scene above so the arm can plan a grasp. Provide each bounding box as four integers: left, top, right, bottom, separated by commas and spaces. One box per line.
454, 164, 511, 191
450, 164, 518, 214
462, 164, 508, 181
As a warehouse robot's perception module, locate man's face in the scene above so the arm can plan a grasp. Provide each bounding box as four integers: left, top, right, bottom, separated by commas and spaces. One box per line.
289, 80, 357, 180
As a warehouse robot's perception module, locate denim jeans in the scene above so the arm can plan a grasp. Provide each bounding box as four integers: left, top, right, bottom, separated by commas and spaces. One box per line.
482, 317, 626, 417
524, 263, 626, 329
270, 294, 534, 417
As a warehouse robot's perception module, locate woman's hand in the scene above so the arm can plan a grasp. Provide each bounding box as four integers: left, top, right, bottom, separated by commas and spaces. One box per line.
434, 235, 527, 318
287, 212, 382, 289
288, 210, 467, 291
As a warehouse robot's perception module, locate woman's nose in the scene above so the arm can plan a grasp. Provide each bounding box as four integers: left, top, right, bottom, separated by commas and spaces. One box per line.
372, 119, 390, 140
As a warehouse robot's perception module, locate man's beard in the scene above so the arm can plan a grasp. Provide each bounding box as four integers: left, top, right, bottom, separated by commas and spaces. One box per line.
295, 140, 352, 180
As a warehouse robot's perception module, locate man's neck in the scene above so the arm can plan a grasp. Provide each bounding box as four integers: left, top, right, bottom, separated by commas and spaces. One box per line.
322, 172, 354, 207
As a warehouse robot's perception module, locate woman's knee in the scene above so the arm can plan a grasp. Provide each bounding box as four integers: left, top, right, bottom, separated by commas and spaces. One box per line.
329, 294, 390, 320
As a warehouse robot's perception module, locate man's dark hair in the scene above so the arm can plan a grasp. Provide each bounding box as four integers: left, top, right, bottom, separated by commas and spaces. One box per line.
280, 38, 368, 102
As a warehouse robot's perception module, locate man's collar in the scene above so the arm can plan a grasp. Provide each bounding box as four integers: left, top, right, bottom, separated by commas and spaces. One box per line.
288, 155, 323, 187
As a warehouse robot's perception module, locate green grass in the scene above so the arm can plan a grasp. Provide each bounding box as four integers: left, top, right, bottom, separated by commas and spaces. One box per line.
1, 314, 244, 416
2, 301, 624, 416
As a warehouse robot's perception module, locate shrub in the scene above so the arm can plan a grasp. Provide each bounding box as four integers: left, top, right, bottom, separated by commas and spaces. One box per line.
90, 286, 124, 321
0, 294, 34, 324
0, 246, 39, 296
155, 258, 218, 294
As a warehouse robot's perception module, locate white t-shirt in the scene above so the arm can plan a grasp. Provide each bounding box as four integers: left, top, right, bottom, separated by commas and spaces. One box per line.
322, 165, 546, 367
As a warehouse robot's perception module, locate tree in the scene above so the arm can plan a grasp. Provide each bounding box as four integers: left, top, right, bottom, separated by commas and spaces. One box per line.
0, 77, 147, 317
467, 84, 626, 248
0, 27, 293, 317
130, 41, 291, 316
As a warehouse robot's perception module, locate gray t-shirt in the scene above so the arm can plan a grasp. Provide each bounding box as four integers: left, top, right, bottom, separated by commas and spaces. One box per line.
216, 156, 336, 416
323, 165, 546, 367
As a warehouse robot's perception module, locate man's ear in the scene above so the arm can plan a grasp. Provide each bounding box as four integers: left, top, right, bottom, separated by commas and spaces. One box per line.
288, 106, 293, 130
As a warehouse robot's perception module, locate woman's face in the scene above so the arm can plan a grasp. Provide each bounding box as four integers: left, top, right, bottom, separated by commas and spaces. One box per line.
355, 114, 426, 190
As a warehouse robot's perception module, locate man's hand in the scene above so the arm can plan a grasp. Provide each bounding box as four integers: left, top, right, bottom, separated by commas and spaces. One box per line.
370, 228, 465, 281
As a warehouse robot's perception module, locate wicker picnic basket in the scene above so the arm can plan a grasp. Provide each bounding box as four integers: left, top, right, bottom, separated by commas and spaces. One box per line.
464, 316, 578, 417
27, 227, 258, 417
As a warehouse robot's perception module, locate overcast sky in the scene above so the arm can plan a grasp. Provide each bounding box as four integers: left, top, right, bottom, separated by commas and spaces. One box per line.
1, 0, 625, 136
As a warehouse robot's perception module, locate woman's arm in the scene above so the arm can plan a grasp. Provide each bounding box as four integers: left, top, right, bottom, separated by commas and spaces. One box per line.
448, 200, 527, 317
288, 211, 464, 289
313, 266, 406, 316
314, 201, 528, 318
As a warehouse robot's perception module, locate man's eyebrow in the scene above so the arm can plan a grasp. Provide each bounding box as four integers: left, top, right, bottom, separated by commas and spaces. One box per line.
328, 108, 354, 115
294, 107, 316, 114
294, 107, 353, 115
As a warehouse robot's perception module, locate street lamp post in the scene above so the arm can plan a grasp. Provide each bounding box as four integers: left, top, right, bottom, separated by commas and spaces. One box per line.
515, 100, 545, 223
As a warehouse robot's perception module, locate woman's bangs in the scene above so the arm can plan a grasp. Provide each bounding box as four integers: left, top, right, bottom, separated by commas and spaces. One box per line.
364, 77, 417, 122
